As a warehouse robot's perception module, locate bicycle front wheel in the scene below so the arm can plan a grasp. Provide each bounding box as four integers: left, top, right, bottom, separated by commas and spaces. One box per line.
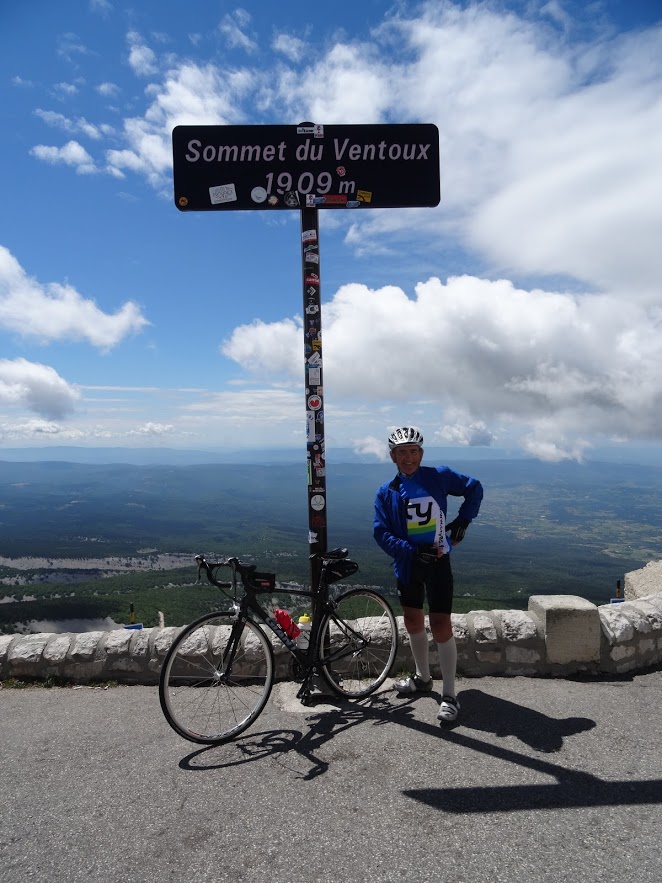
159, 612, 274, 744
318, 590, 398, 698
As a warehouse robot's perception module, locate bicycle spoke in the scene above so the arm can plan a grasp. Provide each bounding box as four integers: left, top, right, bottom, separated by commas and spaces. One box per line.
318, 590, 397, 697
159, 614, 274, 744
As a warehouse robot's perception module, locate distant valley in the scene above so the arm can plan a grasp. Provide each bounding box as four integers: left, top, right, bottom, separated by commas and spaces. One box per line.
0, 455, 660, 633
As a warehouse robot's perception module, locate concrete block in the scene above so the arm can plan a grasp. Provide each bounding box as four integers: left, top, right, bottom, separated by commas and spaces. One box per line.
104, 630, 133, 655
130, 629, 151, 658
71, 631, 104, 660
470, 612, 498, 644
154, 627, 180, 656
505, 646, 541, 664
0, 635, 16, 662
599, 607, 635, 644
610, 644, 635, 661
634, 600, 662, 630
8, 634, 50, 664
451, 613, 469, 643
529, 595, 600, 664
499, 610, 539, 643
624, 561, 662, 600
42, 634, 71, 664
476, 650, 502, 664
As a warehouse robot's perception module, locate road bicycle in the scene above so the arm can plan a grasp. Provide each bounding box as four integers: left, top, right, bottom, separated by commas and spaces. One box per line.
158, 548, 398, 744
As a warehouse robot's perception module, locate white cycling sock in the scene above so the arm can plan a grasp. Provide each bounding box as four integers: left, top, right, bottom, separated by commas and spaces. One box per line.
436, 637, 457, 698
409, 630, 431, 681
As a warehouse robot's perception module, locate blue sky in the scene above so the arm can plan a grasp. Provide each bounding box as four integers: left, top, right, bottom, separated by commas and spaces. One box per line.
1, 0, 661, 461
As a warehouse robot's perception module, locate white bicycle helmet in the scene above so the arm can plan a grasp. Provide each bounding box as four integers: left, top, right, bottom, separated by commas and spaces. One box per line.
388, 426, 424, 450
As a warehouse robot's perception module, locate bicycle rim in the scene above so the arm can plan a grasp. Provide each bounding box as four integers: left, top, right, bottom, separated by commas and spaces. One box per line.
159, 612, 274, 744
318, 590, 398, 698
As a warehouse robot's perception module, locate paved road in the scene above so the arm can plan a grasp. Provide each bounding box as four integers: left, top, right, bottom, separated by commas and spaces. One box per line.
1, 669, 661, 883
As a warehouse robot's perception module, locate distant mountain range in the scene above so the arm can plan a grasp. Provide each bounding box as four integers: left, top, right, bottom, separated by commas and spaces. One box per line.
0, 445, 525, 466
2, 443, 660, 466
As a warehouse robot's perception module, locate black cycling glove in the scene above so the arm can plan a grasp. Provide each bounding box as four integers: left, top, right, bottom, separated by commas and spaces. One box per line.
446, 518, 469, 545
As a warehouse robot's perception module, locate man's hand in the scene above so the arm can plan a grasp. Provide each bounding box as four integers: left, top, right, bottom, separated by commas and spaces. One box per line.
446, 518, 469, 545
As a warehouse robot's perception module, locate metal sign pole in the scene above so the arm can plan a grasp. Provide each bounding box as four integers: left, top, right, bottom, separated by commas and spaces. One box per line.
300, 204, 327, 590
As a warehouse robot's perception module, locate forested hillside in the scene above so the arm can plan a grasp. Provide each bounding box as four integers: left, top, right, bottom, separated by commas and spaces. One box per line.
1, 458, 660, 632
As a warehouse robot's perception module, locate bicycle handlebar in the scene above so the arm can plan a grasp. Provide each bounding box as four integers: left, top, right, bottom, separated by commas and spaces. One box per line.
195, 554, 255, 578
195, 547, 353, 592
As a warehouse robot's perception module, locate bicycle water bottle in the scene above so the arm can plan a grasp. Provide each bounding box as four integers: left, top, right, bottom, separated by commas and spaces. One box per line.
274, 608, 301, 639
296, 612, 312, 649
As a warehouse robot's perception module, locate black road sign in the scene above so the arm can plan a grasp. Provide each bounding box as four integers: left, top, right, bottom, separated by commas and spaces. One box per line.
172, 123, 440, 211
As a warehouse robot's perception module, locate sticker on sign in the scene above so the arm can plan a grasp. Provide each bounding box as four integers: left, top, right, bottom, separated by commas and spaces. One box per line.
209, 183, 237, 204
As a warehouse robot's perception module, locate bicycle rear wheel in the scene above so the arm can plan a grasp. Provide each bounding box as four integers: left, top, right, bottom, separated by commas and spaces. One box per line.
318, 590, 398, 698
159, 612, 274, 744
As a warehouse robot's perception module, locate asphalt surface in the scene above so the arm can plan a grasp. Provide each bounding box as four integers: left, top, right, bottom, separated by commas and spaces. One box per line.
1, 669, 661, 883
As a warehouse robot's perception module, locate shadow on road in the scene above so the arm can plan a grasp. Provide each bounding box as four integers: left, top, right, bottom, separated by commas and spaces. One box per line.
456, 688, 596, 752
179, 694, 405, 780
407, 725, 662, 813
176, 683, 662, 810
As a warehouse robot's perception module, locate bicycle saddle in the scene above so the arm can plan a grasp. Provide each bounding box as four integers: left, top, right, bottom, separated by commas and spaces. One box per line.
324, 547, 348, 560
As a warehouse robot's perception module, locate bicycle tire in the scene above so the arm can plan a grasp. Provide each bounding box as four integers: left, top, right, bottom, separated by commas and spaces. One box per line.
317, 589, 398, 698
159, 611, 274, 744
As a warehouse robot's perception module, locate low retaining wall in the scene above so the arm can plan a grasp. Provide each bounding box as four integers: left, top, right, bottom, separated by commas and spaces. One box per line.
2, 588, 662, 684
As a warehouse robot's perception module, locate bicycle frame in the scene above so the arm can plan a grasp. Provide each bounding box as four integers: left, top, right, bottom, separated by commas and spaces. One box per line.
160, 554, 398, 742
196, 553, 356, 702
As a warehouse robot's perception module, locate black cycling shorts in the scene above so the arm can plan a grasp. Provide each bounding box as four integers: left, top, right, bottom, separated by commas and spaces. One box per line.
397, 553, 454, 614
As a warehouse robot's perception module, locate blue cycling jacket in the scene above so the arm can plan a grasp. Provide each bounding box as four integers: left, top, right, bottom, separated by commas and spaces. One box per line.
373, 465, 483, 584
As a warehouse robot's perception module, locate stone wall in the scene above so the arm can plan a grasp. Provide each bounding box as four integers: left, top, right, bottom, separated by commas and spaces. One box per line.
1, 561, 661, 684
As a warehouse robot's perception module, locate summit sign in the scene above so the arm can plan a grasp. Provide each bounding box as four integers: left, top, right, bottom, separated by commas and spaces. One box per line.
172, 123, 440, 211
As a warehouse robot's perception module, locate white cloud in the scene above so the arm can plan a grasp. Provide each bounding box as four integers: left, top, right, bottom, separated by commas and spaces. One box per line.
183, 388, 303, 445
57, 33, 91, 62
90, 0, 113, 15
435, 418, 497, 447
273, 33, 305, 62
269, 4, 662, 297
277, 42, 392, 124
127, 422, 175, 436
127, 31, 158, 76
540, 1, 573, 32
34, 109, 112, 140
0, 359, 81, 420
520, 425, 592, 463
0, 246, 149, 349
106, 62, 252, 183
51, 82, 79, 98
29, 140, 97, 174
221, 317, 301, 375
97, 81, 120, 97
467, 26, 662, 298
219, 9, 257, 53
0, 418, 91, 441
222, 275, 662, 458
352, 435, 390, 462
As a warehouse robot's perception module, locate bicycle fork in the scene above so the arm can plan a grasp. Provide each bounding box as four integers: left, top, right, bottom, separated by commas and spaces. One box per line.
216, 612, 246, 683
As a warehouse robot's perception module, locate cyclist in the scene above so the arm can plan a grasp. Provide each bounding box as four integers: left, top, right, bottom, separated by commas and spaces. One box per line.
373, 426, 483, 723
